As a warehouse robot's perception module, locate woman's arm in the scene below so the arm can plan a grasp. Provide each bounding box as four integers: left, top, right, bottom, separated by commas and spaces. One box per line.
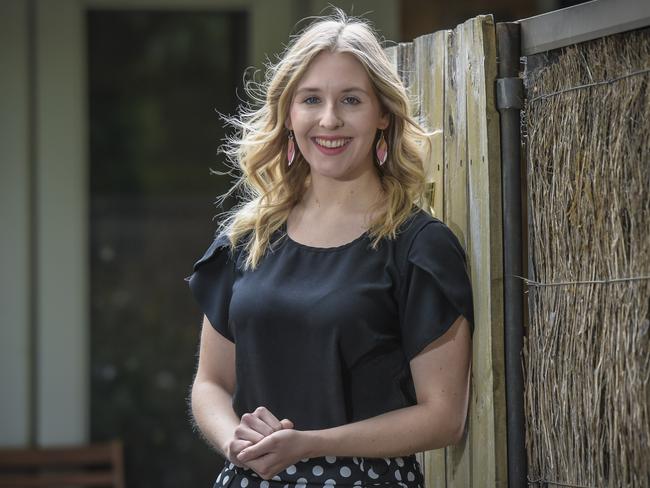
308, 315, 472, 457
237, 315, 472, 465
191, 316, 241, 457
191, 316, 291, 462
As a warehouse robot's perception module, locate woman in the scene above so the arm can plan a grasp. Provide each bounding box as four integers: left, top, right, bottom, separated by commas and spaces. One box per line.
188, 9, 474, 488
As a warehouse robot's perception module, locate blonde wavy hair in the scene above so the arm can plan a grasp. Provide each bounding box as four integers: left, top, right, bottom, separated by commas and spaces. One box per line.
218, 8, 431, 269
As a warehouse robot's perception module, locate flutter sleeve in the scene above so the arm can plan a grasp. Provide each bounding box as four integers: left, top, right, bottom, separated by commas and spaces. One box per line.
187, 233, 237, 342
399, 220, 475, 360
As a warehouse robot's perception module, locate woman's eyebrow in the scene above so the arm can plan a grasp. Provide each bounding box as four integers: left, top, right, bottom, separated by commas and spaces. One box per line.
295, 87, 369, 95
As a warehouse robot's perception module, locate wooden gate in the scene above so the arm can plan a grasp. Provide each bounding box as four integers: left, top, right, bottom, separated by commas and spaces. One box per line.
387, 14, 507, 488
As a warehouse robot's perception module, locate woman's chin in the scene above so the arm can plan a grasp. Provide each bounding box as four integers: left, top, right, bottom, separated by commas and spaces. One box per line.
306, 159, 374, 182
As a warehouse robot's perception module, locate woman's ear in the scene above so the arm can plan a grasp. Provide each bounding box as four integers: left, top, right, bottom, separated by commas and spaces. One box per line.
378, 110, 390, 130
285, 117, 292, 130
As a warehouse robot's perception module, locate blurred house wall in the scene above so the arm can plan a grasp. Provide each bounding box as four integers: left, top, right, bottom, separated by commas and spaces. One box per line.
1, 0, 32, 449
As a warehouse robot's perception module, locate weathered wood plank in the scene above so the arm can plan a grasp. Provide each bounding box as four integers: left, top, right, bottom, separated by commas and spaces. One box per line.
442, 29, 468, 248
464, 15, 507, 488
397, 42, 415, 99
414, 30, 446, 219
423, 447, 446, 488
384, 45, 397, 68
413, 29, 449, 487
445, 18, 471, 488
385, 15, 506, 488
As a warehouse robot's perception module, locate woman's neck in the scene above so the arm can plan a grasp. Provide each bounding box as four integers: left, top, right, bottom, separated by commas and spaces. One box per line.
300, 171, 384, 219
286, 170, 385, 241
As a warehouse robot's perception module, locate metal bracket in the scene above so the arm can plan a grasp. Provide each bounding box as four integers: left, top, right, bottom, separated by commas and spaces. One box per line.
496, 77, 524, 111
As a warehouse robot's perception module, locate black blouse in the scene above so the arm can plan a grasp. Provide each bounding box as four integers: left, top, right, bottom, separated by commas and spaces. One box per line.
188, 208, 474, 432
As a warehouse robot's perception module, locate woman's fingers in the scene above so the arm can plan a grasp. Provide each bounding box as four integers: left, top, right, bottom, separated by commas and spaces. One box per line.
251, 406, 283, 431
237, 435, 274, 463
235, 407, 294, 444
228, 439, 253, 468
235, 417, 268, 444
241, 413, 279, 437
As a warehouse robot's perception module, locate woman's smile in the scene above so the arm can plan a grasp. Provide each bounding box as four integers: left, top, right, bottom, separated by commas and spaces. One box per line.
312, 136, 353, 155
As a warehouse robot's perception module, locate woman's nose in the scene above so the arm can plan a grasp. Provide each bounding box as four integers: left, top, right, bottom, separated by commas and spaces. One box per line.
319, 103, 343, 129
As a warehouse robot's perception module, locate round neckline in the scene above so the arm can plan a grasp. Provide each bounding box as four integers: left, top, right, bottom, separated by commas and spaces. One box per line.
281, 222, 369, 252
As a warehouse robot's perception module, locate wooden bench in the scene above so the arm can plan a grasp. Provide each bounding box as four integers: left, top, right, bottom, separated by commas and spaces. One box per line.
0, 440, 125, 488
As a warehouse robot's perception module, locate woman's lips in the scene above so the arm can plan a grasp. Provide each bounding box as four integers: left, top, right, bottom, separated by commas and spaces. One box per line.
311, 137, 352, 156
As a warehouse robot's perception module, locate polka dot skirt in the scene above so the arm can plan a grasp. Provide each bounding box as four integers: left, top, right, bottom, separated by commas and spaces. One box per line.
212, 455, 424, 488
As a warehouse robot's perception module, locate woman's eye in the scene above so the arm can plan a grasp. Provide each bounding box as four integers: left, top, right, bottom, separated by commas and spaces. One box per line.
343, 96, 361, 105
301, 96, 360, 105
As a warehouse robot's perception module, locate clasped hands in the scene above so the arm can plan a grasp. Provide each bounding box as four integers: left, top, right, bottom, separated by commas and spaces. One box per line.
225, 406, 312, 480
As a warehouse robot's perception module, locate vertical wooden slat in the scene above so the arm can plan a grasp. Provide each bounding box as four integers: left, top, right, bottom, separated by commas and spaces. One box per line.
414, 30, 449, 487
442, 27, 466, 244
386, 15, 505, 488
465, 15, 507, 488
414, 30, 446, 219
445, 18, 471, 488
385, 45, 397, 68
397, 42, 415, 96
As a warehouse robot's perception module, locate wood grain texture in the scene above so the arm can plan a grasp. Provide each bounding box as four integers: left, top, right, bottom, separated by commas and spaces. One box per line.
414, 31, 450, 486
387, 15, 506, 488
445, 18, 471, 488
464, 15, 507, 488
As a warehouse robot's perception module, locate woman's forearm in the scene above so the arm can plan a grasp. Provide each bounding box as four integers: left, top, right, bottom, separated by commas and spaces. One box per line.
190, 379, 240, 456
305, 402, 463, 459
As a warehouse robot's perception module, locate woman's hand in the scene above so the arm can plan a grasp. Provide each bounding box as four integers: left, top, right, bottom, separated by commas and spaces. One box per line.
236, 428, 314, 480
224, 406, 294, 468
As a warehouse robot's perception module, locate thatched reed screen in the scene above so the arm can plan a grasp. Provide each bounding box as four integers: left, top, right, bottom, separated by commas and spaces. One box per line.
387, 15, 507, 488
523, 27, 650, 487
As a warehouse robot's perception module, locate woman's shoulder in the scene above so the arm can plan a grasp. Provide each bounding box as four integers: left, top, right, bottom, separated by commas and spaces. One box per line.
395, 207, 444, 243
392, 208, 466, 266
192, 229, 251, 271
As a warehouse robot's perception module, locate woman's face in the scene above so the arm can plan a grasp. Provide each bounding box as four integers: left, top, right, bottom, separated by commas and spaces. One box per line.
286, 51, 389, 181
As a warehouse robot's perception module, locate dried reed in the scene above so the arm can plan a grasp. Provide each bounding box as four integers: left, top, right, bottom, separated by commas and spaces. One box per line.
523, 27, 650, 488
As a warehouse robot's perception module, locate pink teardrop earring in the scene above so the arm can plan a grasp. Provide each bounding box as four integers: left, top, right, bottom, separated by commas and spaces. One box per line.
287, 130, 296, 167
375, 129, 388, 166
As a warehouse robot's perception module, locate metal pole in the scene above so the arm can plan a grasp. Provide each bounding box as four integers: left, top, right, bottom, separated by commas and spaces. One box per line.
495, 22, 527, 488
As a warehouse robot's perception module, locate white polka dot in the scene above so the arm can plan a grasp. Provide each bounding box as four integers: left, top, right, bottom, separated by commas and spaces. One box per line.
223, 475, 229, 484
407, 471, 415, 481
396, 457, 404, 467
323, 479, 336, 485
395, 470, 402, 481
368, 467, 379, 479
286, 465, 297, 475
272, 475, 281, 481
383, 457, 391, 465
240, 478, 248, 487
312, 465, 324, 476
297, 478, 307, 483
339, 466, 351, 478
352, 457, 359, 465
296, 483, 306, 488
229, 463, 235, 469
301, 458, 310, 463
216, 472, 222, 483
325, 456, 337, 464
260, 482, 269, 488
353, 482, 362, 486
